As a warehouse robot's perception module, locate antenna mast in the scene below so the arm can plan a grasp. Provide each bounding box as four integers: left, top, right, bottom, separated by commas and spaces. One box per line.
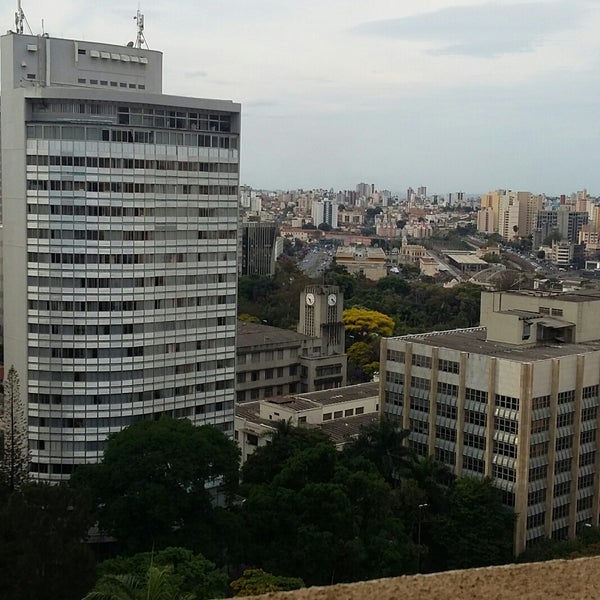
15, 1, 32, 35
134, 9, 148, 49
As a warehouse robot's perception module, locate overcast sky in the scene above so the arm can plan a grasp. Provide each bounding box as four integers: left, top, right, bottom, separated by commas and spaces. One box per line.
5, 0, 600, 195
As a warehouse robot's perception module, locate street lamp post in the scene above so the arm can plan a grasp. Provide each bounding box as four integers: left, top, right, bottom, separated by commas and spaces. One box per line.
417, 503, 428, 573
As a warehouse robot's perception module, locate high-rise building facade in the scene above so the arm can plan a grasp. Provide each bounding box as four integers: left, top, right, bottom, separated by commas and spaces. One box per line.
381, 290, 600, 554
312, 197, 338, 229
239, 220, 279, 276
1, 32, 240, 480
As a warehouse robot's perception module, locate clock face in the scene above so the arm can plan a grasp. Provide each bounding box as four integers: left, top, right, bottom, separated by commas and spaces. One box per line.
327, 294, 337, 306
305, 293, 315, 306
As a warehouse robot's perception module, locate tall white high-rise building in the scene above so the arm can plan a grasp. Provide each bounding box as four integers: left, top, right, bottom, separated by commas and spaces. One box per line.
312, 197, 338, 229
1, 30, 241, 480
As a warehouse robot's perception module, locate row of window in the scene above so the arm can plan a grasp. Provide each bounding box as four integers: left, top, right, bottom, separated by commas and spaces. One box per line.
116, 105, 232, 132
76, 78, 145, 89
28, 250, 234, 266
27, 180, 238, 195
30, 380, 234, 406
27, 154, 238, 173
29, 339, 233, 360
28, 204, 236, 219
237, 365, 298, 383
316, 364, 343, 377
29, 297, 236, 315
33, 101, 232, 134
29, 400, 234, 429
32, 357, 235, 383
323, 407, 365, 420
27, 227, 237, 241
238, 349, 292, 365
29, 321, 236, 340
27, 125, 238, 148
28, 274, 237, 293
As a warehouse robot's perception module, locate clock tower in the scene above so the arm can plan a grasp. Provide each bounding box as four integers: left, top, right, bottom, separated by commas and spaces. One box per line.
299, 285, 344, 355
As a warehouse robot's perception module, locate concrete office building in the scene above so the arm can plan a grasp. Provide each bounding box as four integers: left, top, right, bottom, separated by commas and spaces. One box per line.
235, 381, 379, 463
236, 285, 347, 403
1, 31, 240, 480
381, 290, 600, 554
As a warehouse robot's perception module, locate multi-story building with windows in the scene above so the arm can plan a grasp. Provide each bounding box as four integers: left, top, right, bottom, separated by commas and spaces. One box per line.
1, 31, 240, 480
239, 219, 279, 276
236, 286, 347, 402
381, 290, 600, 554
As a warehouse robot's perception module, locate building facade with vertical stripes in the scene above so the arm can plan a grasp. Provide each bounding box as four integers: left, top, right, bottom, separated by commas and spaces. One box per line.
381, 290, 600, 554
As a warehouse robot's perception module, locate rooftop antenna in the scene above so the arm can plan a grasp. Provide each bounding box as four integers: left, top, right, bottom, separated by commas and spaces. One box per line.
134, 8, 149, 49
15, 1, 32, 35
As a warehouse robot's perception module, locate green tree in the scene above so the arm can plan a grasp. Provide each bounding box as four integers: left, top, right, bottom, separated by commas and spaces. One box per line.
0, 482, 96, 600
543, 229, 562, 245
429, 477, 514, 570
241, 425, 416, 585
241, 422, 331, 487
342, 419, 411, 486
95, 547, 227, 600
71, 418, 240, 555
230, 568, 304, 596
0, 366, 29, 492
83, 566, 195, 600
347, 341, 379, 383
482, 252, 501, 264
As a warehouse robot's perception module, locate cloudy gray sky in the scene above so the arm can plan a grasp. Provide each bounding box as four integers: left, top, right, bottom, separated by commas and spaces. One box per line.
4, 0, 600, 195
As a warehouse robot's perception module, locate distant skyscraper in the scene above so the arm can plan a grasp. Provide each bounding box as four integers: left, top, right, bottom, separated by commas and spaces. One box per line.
1, 30, 240, 480
356, 183, 372, 198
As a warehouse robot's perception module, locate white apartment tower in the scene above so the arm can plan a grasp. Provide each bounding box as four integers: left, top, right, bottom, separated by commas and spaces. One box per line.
1, 31, 240, 480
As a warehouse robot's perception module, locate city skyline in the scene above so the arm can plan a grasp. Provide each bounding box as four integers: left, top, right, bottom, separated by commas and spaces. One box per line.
3, 0, 600, 194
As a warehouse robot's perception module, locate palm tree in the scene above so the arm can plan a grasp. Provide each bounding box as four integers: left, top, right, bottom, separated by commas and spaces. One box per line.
83, 566, 194, 600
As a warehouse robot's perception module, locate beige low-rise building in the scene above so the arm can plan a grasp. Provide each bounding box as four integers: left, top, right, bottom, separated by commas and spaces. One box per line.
335, 245, 387, 280
235, 382, 380, 463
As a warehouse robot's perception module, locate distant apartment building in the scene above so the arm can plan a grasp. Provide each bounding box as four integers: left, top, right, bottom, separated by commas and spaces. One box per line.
239, 220, 280, 276
338, 208, 365, 229
236, 286, 347, 403
381, 289, 600, 554
312, 197, 338, 229
477, 207, 497, 235
578, 225, 600, 254
534, 209, 588, 250
356, 182, 373, 198
534, 211, 559, 248
235, 381, 379, 463
480, 190, 542, 239
558, 209, 588, 244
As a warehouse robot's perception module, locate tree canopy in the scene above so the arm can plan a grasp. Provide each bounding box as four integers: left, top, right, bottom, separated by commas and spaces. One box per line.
0, 482, 96, 600
343, 306, 395, 338
71, 417, 240, 555
92, 547, 228, 600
